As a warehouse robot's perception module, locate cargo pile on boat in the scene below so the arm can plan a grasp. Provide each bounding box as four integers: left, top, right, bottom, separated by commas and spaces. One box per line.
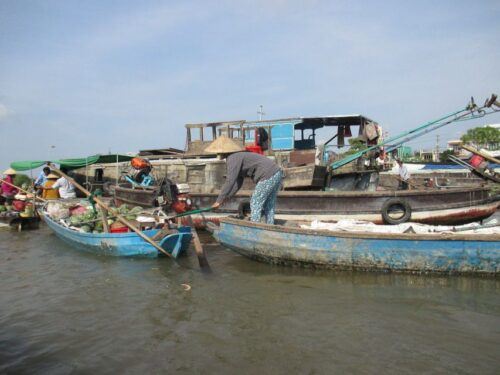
301, 218, 500, 234
45, 201, 150, 234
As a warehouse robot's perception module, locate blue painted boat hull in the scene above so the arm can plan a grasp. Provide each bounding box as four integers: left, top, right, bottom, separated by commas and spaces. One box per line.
214, 218, 500, 275
43, 213, 192, 258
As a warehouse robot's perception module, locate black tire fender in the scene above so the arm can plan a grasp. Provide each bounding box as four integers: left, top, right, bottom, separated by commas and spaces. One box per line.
381, 198, 412, 225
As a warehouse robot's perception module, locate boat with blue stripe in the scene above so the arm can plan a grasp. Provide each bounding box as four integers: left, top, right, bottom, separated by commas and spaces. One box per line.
212, 218, 499, 275
43, 212, 192, 258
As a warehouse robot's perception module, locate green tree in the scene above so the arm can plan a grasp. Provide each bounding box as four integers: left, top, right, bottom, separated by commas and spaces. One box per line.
13, 174, 32, 189
341, 138, 367, 156
460, 126, 500, 149
439, 149, 454, 162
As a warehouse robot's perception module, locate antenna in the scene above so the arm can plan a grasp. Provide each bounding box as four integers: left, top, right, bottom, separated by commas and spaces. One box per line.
257, 105, 265, 121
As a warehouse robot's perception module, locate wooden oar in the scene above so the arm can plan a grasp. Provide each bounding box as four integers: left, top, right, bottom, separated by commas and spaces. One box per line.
186, 216, 210, 270
164, 207, 212, 269
0, 178, 47, 203
50, 167, 173, 258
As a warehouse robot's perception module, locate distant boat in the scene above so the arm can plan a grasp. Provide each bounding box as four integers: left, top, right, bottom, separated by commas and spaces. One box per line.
211, 218, 500, 275
42, 212, 192, 258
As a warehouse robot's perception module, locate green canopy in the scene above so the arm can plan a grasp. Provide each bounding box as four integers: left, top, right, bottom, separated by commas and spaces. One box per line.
10, 160, 47, 171
11, 154, 134, 171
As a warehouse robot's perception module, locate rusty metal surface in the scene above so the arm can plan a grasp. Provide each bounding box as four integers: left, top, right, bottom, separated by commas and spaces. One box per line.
289, 150, 316, 165
282, 165, 326, 189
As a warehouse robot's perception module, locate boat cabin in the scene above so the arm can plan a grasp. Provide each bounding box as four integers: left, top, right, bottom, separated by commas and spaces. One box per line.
185, 115, 379, 166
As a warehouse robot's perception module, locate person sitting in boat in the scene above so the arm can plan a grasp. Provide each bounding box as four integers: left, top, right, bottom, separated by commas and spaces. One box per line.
396, 159, 410, 190
1, 168, 19, 204
34, 166, 51, 194
41, 173, 60, 200
207, 136, 283, 224
50, 169, 76, 199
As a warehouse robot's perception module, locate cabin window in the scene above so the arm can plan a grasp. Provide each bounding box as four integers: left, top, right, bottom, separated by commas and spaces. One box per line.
189, 128, 204, 141
244, 128, 255, 144
94, 168, 104, 182
203, 127, 214, 142
294, 128, 316, 150
230, 128, 242, 139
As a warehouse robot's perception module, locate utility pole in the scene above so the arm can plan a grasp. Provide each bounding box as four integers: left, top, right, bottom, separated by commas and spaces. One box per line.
257, 105, 265, 121
435, 134, 440, 162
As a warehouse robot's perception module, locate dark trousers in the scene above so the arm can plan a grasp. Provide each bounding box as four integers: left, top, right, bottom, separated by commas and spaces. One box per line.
398, 181, 409, 190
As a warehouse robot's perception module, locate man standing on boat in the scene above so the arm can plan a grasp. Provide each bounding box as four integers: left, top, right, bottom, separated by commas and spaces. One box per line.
397, 159, 410, 190
207, 136, 283, 224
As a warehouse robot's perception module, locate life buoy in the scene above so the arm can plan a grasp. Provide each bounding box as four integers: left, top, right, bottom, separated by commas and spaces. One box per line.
381, 198, 412, 225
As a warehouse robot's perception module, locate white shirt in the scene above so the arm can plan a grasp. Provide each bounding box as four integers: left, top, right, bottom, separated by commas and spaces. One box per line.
398, 165, 410, 181
52, 177, 76, 199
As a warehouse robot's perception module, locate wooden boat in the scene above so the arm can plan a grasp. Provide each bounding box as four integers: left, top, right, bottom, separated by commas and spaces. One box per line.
211, 217, 500, 275
113, 186, 499, 228
0, 211, 40, 231
188, 187, 499, 227
42, 212, 192, 258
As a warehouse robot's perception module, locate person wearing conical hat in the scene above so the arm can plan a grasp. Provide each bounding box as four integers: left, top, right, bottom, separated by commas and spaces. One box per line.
45, 169, 76, 199
41, 173, 60, 200
1, 168, 19, 204
206, 136, 283, 224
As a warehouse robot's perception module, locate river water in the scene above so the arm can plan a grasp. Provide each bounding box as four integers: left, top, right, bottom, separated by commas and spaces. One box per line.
1, 226, 499, 374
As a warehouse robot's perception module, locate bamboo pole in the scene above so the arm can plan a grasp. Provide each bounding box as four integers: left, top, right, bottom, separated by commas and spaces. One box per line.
50, 167, 173, 258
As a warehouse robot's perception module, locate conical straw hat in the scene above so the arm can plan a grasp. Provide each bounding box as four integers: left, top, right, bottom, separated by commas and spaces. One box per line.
3, 168, 16, 175
204, 136, 245, 154
47, 173, 59, 179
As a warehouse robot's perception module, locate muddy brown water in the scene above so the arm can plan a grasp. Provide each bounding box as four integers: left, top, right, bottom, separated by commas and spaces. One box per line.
1, 226, 499, 374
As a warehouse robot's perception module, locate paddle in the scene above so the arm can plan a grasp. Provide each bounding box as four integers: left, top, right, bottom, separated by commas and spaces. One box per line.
0, 178, 47, 203
167, 207, 214, 220
50, 167, 173, 258
186, 216, 210, 270
167, 207, 212, 269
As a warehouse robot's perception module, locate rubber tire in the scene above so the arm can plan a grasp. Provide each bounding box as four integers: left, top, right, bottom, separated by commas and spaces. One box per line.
381, 198, 412, 225
238, 200, 251, 219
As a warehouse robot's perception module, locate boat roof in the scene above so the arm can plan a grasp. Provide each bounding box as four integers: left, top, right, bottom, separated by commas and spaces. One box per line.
185, 114, 376, 130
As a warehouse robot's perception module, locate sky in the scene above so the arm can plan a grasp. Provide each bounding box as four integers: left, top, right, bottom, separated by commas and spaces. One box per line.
1, 0, 499, 171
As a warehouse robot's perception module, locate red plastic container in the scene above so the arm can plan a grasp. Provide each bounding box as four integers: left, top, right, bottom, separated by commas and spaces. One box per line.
12, 200, 26, 212
245, 145, 264, 155
469, 155, 484, 168
110, 227, 129, 233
